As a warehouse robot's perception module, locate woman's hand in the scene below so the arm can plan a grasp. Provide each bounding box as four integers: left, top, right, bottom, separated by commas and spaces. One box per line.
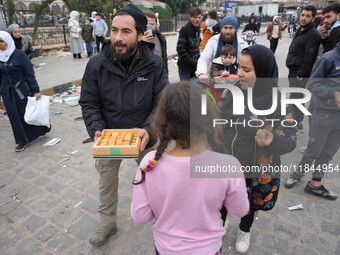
255, 129, 274, 147
34, 93, 41, 100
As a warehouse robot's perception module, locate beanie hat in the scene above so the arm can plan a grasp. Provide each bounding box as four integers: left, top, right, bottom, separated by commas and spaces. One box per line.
220, 15, 238, 30
215, 15, 239, 58
115, 4, 147, 33
8, 24, 20, 36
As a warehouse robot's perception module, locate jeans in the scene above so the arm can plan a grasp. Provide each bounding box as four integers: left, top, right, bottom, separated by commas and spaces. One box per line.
95, 35, 106, 53
288, 71, 308, 124
298, 109, 340, 181
178, 67, 195, 81
269, 38, 279, 53
85, 41, 93, 53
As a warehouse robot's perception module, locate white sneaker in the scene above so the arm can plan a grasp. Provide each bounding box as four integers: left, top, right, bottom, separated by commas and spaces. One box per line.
235, 230, 250, 254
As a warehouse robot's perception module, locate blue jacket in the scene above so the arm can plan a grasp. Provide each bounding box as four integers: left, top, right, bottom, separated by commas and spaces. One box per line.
307, 42, 340, 112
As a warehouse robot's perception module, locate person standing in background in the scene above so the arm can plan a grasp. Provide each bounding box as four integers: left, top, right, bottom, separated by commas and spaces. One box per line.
92, 13, 108, 53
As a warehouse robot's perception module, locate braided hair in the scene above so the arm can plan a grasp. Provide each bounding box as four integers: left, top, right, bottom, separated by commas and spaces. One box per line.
132, 81, 220, 185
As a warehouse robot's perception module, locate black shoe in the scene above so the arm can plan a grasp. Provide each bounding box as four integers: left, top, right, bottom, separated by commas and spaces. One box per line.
304, 182, 337, 200
15, 144, 28, 152
285, 172, 304, 188
82, 137, 92, 144
297, 123, 304, 133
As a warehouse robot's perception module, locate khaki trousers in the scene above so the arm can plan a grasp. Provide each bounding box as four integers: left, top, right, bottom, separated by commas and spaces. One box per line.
95, 148, 152, 227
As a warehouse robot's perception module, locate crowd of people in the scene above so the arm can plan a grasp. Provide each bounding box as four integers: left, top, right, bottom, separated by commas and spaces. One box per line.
0, 2, 339, 254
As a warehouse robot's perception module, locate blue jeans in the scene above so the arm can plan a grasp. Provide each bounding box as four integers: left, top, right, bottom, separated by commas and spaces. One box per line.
178, 67, 195, 81
85, 41, 93, 53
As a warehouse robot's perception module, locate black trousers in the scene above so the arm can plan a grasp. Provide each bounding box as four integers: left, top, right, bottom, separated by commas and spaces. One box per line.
95, 36, 106, 53
269, 38, 279, 53
288, 71, 308, 124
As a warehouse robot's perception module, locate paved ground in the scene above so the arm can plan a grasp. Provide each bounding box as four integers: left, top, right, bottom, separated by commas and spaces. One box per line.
0, 29, 340, 255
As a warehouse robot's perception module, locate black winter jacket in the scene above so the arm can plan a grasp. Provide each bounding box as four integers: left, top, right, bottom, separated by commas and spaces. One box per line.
176, 21, 201, 75
322, 26, 340, 53
79, 41, 169, 144
286, 23, 321, 78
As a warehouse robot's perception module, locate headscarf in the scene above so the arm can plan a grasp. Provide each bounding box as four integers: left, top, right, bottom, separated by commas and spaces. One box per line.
70, 11, 79, 20
273, 16, 279, 24
8, 24, 20, 36
8, 24, 22, 50
115, 4, 147, 34
91, 11, 97, 16
243, 44, 279, 109
0, 31, 16, 62
215, 15, 239, 58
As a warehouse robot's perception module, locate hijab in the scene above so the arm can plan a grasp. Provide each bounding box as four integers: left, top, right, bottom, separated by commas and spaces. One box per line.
243, 44, 279, 110
8, 24, 23, 50
214, 15, 239, 58
0, 31, 16, 62
70, 11, 79, 20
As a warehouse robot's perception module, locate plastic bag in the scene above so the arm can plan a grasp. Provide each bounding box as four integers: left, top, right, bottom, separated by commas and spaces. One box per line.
24, 95, 50, 128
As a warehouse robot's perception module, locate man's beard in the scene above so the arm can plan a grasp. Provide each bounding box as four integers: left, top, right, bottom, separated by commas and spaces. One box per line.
112, 41, 138, 62
223, 34, 235, 44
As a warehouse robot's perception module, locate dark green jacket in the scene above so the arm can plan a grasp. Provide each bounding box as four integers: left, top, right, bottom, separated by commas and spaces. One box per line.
82, 24, 93, 42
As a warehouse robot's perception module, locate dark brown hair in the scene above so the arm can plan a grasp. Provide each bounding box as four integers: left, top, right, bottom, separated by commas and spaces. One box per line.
132, 81, 220, 185
189, 7, 203, 17
208, 9, 218, 20
144, 11, 157, 21
221, 44, 236, 57
323, 3, 340, 15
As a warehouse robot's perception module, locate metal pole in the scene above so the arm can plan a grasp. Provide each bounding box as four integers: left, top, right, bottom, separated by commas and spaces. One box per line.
62, 24, 67, 45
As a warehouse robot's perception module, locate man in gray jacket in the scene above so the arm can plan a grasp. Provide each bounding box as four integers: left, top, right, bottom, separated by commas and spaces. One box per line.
79, 5, 168, 246
92, 13, 108, 53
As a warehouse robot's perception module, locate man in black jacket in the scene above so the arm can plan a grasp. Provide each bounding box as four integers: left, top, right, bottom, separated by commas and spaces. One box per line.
320, 3, 340, 53
142, 11, 168, 73
176, 7, 203, 80
79, 4, 168, 247
286, 5, 321, 131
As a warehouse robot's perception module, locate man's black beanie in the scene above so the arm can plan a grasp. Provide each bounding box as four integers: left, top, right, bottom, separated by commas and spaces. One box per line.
115, 4, 147, 33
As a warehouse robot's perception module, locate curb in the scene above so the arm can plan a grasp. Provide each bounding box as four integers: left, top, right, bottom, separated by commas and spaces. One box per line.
41, 79, 82, 96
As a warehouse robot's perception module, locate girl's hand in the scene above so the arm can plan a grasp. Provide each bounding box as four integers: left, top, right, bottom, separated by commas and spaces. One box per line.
34, 93, 41, 100
221, 71, 230, 76
255, 129, 273, 147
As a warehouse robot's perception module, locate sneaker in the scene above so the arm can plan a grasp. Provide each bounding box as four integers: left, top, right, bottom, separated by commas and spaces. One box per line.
297, 146, 307, 154
284, 172, 304, 188
235, 230, 250, 254
15, 144, 28, 152
304, 182, 337, 200
89, 226, 117, 247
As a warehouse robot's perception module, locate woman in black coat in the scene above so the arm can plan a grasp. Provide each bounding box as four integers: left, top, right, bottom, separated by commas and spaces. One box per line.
0, 31, 50, 151
221, 45, 296, 253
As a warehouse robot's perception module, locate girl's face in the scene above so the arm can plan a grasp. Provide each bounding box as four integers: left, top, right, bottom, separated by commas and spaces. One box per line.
0, 38, 8, 51
237, 54, 256, 90
12, 28, 21, 39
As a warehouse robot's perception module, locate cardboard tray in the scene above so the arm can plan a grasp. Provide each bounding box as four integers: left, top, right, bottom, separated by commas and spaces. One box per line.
92, 129, 141, 159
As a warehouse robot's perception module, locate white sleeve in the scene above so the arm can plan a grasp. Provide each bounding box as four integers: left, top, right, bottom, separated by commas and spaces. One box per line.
195, 37, 217, 76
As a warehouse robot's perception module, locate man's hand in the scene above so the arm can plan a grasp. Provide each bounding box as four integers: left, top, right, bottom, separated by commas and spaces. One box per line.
34, 93, 41, 100
94, 131, 102, 143
255, 129, 274, 147
139, 129, 149, 152
142, 31, 153, 43
320, 25, 329, 38
334, 91, 340, 108
198, 73, 209, 84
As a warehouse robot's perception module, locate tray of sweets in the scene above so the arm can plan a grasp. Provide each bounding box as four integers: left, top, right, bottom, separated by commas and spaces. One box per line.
92, 129, 141, 159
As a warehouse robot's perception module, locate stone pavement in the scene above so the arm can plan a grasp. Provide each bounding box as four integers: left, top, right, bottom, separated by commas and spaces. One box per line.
0, 31, 340, 255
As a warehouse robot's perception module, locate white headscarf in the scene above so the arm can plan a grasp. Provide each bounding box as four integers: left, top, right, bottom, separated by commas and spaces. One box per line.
0, 31, 15, 62
70, 11, 79, 20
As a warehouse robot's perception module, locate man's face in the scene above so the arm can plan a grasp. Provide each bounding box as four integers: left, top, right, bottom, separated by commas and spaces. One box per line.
221, 25, 235, 44
323, 11, 339, 29
147, 17, 157, 35
299, 10, 314, 27
111, 15, 143, 62
190, 14, 202, 27
96, 15, 101, 21
250, 18, 255, 24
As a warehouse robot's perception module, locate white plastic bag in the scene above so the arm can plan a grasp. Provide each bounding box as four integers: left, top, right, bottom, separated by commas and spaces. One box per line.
24, 95, 50, 128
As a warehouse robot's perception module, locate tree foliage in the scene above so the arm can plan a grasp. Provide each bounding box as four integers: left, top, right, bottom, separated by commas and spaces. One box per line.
6, 0, 15, 25
161, 0, 205, 16
32, 0, 54, 44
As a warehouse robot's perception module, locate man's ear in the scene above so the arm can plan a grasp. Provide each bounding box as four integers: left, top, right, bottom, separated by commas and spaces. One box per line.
137, 32, 143, 41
